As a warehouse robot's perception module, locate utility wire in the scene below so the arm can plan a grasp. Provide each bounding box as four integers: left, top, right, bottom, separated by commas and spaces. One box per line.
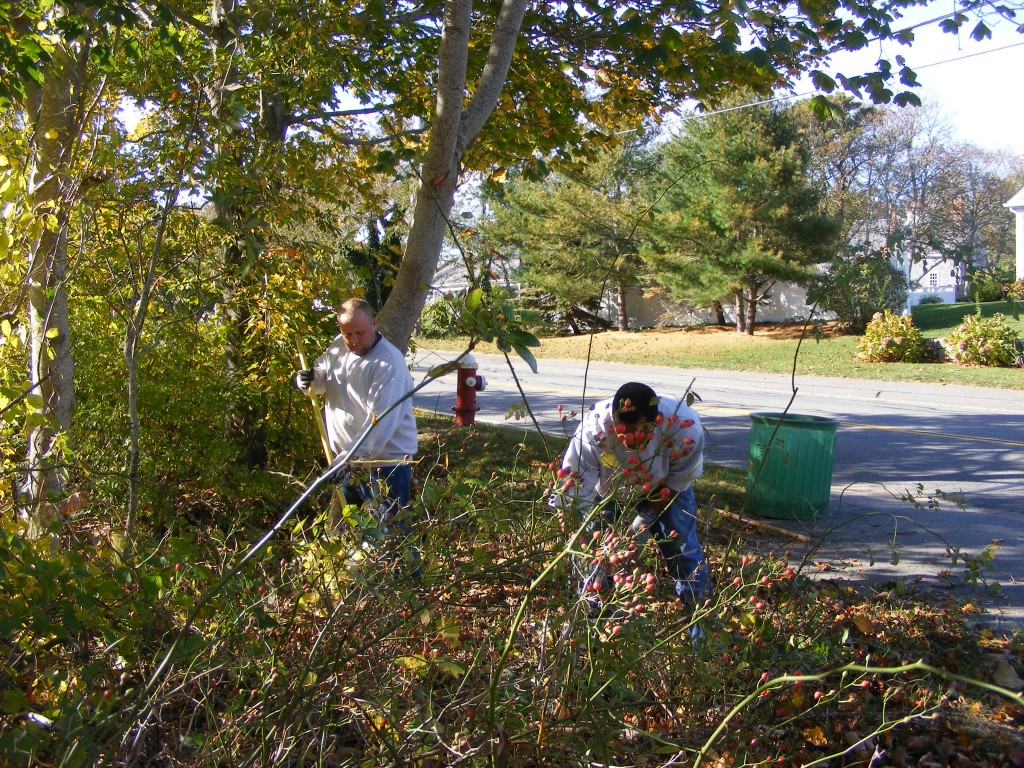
673, 22, 1024, 125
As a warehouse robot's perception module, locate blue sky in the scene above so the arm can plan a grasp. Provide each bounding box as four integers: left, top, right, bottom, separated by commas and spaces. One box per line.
818, 5, 1024, 155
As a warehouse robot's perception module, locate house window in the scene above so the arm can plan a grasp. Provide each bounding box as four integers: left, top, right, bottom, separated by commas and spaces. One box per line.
929, 272, 938, 287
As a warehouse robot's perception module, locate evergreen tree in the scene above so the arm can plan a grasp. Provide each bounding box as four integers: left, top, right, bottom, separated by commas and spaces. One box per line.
644, 95, 839, 333
481, 134, 655, 332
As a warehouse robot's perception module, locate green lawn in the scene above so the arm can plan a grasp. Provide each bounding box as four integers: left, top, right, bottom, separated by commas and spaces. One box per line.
419, 301, 1024, 390
912, 299, 1024, 335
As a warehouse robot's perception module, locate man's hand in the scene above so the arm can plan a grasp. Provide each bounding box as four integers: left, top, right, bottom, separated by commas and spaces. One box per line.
295, 369, 314, 391
643, 485, 674, 512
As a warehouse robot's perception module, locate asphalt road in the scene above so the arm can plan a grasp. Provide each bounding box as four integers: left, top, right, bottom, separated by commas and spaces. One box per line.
410, 348, 1024, 632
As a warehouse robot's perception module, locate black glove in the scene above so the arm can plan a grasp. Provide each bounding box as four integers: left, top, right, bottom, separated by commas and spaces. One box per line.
295, 369, 314, 390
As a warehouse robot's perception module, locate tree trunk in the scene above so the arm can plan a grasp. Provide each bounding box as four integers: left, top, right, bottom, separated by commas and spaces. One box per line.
734, 293, 746, 334
20, 44, 84, 515
377, 0, 528, 351
744, 284, 758, 335
615, 284, 629, 331
208, 0, 272, 470
125, 346, 141, 533
123, 192, 177, 537
221, 244, 269, 469
712, 300, 727, 326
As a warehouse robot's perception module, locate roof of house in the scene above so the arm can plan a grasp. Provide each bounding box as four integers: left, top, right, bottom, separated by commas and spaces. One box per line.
1006, 186, 1024, 210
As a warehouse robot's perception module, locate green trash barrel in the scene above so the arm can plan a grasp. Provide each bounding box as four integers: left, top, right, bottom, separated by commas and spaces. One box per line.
746, 412, 838, 520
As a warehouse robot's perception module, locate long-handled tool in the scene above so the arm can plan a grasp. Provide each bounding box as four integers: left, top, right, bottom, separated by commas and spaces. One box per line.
294, 334, 335, 464
294, 334, 348, 517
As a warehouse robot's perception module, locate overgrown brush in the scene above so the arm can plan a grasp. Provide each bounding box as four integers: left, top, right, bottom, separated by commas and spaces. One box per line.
1, 418, 1021, 767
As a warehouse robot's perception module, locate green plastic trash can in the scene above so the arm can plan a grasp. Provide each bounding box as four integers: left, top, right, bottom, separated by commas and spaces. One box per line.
746, 412, 838, 520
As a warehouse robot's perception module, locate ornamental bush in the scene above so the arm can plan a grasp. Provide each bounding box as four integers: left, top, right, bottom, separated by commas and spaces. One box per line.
967, 270, 1007, 303
942, 312, 1021, 367
857, 310, 929, 363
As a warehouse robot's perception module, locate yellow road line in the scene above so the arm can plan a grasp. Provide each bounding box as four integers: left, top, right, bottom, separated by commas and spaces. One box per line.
836, 421, 1024, 447
419, 377, 1024, 448
697, 405, 1024, 447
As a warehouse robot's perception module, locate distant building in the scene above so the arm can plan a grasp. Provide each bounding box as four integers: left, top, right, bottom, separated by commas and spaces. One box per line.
1004, 186, 1024, 282
895, 252, 966, 309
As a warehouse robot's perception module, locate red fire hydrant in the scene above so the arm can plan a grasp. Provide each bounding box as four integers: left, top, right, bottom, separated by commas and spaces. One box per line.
453, 354, 485, 426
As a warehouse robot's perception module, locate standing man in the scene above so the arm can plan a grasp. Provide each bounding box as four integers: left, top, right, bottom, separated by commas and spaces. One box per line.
552, 382, 709, 606
295, 298, 418, 534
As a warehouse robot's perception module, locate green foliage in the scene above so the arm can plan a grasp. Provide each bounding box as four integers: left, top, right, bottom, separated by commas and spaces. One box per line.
857, 310, 929, 362
480, 134, 653, 331
807, 253, 908, 331
0, 416, 1017, 767
644, 93, 840, 332
942, 312, 1021, 367
916, 294, 944, 305
418, 298, 461, 339
968, 269, 1011, 303
454, 287, 543, 373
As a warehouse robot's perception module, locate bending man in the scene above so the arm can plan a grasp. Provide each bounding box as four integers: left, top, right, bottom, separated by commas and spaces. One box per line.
552, 381, 710, 606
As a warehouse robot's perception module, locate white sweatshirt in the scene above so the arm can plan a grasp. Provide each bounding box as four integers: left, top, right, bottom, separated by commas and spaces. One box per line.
307, 332, 418, 462
554, 393, 704, 511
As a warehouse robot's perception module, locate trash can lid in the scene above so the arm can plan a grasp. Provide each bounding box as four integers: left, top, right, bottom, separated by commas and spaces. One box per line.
749, 412, 838, 428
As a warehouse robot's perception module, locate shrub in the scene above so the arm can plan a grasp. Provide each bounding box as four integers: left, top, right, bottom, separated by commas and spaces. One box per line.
916, 295, 944, 305
418, 297, 461, 339
942, 312, 1021, 367
967, 270, 1008, 303
1006, 279, 1024, 302
3, 418, 1017, 768
807, 254, 908, 332
857, 310, 929, 363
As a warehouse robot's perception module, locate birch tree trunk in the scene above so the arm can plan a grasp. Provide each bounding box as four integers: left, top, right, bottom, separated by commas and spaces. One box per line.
20, 43, 87, 515
377, 0, 528, 351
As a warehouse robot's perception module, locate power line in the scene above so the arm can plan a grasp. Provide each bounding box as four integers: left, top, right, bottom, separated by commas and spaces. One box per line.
913, 38, 1024, 69
672, 21, 1024, 126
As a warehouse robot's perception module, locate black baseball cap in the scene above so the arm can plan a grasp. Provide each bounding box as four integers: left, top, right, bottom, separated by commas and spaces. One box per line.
613, 382, 659, 424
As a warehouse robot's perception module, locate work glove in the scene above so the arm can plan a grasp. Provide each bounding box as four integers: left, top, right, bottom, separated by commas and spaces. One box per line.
294, 369, 314, 391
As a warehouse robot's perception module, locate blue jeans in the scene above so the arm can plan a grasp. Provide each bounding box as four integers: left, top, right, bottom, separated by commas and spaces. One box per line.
342, 464, 420, 577
342, 464, 413, 531
578, 486, 709, 602
646, 486, 709, 600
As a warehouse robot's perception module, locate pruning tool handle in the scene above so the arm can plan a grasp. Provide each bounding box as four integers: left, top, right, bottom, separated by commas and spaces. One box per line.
294, 334, 335, 464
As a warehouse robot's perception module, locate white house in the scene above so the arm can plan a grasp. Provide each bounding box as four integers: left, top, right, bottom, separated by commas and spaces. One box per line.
897, 252, 966, 309
1005, 186, 1024, 281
